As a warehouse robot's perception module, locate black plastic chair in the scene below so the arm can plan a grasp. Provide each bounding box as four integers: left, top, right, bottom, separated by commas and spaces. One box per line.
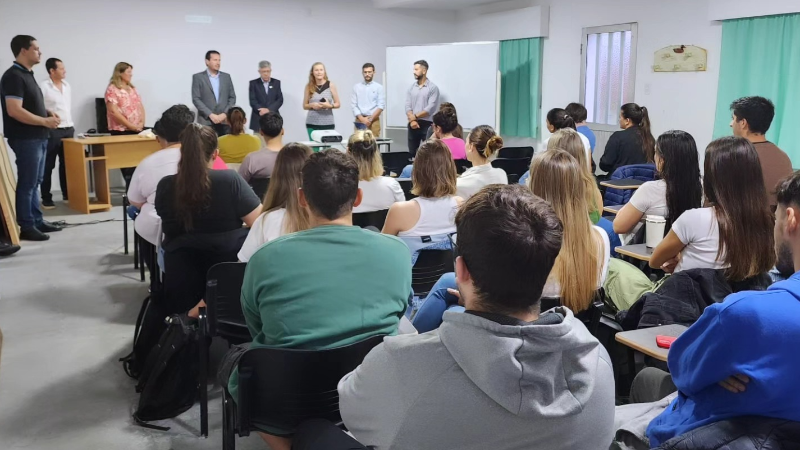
352, 209, 389, 230
249, 177, 270, 200
539, 290, 605, 337
492, 157, 532, 184
381, 151, 411, 176
222, 334, 386, 450
397, 179, 416, 201
497, 146, 534, 159
454, 159, 472, 174
198, 262, 250, 438
412, 249, 455, 298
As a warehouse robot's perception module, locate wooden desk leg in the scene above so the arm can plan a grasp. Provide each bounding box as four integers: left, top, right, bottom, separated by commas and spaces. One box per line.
93, 159, 111, 212
63, 141, 90, 214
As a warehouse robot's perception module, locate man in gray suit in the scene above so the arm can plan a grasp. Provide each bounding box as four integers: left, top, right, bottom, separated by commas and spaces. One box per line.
191, 50, 236, 135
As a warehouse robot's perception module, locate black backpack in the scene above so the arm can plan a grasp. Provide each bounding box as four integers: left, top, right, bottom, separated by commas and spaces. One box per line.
120, 294, 169, 379
132, 314, 201, 430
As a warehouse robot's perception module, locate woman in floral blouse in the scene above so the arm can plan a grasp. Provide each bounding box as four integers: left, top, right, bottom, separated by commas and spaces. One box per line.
105, 62, 145, 183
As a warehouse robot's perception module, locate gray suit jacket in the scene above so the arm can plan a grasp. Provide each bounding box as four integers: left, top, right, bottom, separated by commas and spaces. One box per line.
191, 71, 236, 125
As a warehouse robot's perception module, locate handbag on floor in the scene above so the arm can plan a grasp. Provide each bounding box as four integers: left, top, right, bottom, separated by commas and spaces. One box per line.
132, 313, 201, 430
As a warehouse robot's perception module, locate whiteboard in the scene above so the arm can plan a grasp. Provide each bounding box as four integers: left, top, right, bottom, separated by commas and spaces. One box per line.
386, 42, 500, 129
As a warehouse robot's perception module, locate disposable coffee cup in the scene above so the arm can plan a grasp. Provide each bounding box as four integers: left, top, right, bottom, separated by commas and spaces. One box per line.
645, 215, 667, 248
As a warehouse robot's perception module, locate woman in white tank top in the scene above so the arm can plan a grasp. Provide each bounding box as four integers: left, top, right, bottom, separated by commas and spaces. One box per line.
383, 140, 463, 240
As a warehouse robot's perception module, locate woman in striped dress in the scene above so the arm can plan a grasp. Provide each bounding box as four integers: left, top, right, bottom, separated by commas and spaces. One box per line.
303, 62, 340, 139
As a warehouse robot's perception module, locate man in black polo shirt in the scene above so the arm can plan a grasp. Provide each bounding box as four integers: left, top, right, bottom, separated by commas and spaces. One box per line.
1, 35, 62, 241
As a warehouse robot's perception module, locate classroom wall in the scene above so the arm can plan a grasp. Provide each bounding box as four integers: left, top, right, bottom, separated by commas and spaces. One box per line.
0, 0, 456, 189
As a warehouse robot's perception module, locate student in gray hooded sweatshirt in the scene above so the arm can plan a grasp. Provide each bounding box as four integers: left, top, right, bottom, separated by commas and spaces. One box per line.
338, 184, 616, 450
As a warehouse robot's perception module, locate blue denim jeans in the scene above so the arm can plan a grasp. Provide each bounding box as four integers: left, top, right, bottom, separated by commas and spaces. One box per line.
411, 272, 465, 333
8, 138, 47, 230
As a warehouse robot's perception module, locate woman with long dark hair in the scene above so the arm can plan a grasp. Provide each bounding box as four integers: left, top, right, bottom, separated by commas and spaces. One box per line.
217, 106, 261, 164
614, 130, 703, 234
599, 103, 655, 175
650, 136, 774, 278
238, 143, 312, 262
155, 124, 263, 314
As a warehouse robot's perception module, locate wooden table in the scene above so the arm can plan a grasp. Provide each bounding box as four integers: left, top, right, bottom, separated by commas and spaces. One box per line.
63, 135, 160, 214
616, 324, 688, 362
603, 204, 624, 215
600, 179, 644, 190
616, 244, 653, 262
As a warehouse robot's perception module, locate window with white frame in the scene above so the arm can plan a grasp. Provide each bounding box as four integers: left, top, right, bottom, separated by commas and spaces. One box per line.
580, 23, 638, 129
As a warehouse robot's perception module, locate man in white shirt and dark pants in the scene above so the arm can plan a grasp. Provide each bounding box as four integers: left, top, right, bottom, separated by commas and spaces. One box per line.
351, 63, 385, 137
39, 57, 73, 208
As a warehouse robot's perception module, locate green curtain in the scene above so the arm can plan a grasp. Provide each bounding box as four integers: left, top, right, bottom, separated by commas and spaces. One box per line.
713, 13, 800, 165
500, 38, 543, 138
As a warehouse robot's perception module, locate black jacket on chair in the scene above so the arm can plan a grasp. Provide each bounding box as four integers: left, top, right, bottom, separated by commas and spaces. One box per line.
620, 268, 771, 330
656, 416, 800, 450
248, 78, 283, 132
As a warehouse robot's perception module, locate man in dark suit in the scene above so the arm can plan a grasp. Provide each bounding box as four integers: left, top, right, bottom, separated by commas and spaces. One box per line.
191, 50, 236, 135
248, 60, 283, 133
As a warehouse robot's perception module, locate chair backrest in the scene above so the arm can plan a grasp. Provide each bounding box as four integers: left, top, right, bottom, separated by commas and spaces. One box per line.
397, 179, 416, 201
539, 290, 605, 336
237, 334, 386, 434
412, 249, 455, 298
249, 177, 270, 201
352, 209, 389, 230
205, 262, 250, 344
492, 157, 532, 184
381, 152, 412, 176
498, 146, 534, 159
454, 159, 472, 174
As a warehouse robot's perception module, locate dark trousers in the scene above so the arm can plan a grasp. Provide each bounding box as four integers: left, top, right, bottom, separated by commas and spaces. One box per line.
212, 123, 230, 136
630, 367, 677, 403
42, 127, 74, 201
110, 129, 141, 183
407, 120, 432, 158
7, 138, 47, 230
292, 419, 368, 450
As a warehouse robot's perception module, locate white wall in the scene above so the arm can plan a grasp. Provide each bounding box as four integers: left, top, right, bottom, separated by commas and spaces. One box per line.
0, 0, 455, 189
708, 0, 800, 20
456, 4, 549, 41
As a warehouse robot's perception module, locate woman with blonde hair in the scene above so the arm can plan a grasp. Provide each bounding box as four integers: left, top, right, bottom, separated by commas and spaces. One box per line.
348, 130, 404, 213
383, 140, 463, 240
303, 62, 340, 139
217, 106, 261, 165
105, 62, 145, 182
548, 128, 604, 224
237, 143, 313, 262
528, 150, 610, 312
456, 125, 508, 199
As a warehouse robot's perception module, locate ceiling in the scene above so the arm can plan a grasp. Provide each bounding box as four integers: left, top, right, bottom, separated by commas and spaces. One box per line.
372, 0, 501, 10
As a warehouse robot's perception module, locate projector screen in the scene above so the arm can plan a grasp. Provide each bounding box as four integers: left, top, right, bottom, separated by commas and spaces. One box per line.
386, 42, 500, 130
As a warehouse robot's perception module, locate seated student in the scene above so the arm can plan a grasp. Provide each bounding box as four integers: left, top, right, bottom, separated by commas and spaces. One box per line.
127, 104, 194, 250
541, 108, 591, 158
222, 149, 411, 450
237, 143, 312, 262
347, 130, 404, 213
432, 107, 466, 160
649, 136, 774, 277
413, 149, 609, 333
383, 140, 463, 255
217, 106, 261, 165
155, 124, 262, 314
339, 184, 616, 450
599, 103, 655, 175
455, 125, 508, 199
730, 96, 792, 208
548, 128, 603, 224
617, 171, 800, 448
566, 102, 596, 153
239, 112, 284, 183
425, 102, 463, 140
614, 130, 703, 234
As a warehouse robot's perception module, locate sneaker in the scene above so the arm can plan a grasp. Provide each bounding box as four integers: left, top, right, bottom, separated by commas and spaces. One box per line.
0, 241, 21, 256
38, 220, 63, 233
19, 227, 50, 241
41, 199, 56, 210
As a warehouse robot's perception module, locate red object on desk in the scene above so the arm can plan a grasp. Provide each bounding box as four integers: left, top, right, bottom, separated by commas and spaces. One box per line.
656, 335, 678, 349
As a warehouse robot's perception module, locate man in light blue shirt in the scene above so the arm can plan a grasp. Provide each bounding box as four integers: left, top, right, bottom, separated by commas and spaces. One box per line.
404, 60, 439, 156
191, 50, 236, 135
351, 63, 385, 137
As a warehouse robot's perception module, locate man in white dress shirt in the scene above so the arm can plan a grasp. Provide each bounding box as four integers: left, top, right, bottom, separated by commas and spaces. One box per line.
351, 63, 385, 136
39, 57, 73, 208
